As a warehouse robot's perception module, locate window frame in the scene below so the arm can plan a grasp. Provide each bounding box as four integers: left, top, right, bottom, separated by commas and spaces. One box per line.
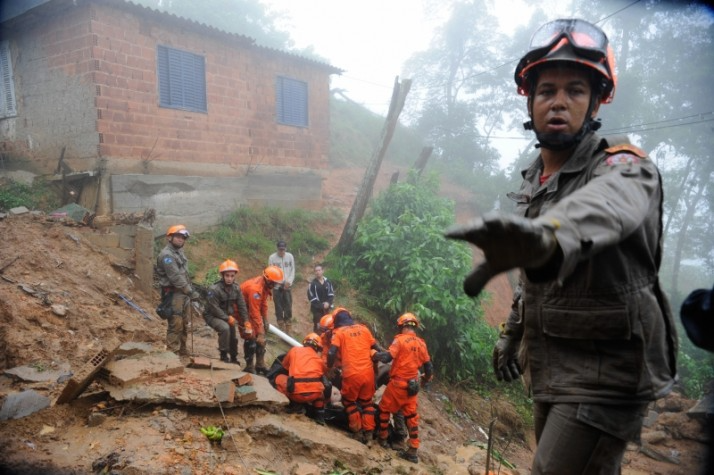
276, 76, 308, 127
0, 40, 17, 119
156, 44, 207, 113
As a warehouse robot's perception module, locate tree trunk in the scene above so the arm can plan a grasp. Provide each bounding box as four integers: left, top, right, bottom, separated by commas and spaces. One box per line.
336, 77, 412, 253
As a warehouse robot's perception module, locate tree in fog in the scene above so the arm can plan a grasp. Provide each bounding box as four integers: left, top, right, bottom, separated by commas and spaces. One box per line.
407, 0, 713, 295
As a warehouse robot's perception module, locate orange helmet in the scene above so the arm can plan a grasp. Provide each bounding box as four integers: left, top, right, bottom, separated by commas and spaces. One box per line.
303, 333, 321, 351
166, 224, 190, 238
397, 312, 419, 328
515, 19, 617, 104
263, 265, 284, 283
218, 259, 239, 274
319, 314, 334, 332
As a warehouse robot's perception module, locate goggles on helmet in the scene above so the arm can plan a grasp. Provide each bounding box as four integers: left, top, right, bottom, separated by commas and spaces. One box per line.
529, 19, 608, 60
515, 18, 616, 103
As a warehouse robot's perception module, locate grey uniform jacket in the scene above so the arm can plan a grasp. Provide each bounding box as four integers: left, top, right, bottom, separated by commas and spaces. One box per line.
204, 281, 249, 324
505, 132, 678, 404
156, 244, 192, 294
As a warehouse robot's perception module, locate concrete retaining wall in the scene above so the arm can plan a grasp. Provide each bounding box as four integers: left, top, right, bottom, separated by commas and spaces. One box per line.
111, 172, 323, 235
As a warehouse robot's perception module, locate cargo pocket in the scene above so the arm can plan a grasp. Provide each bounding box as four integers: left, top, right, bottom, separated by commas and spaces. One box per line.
541, 304, 641, 393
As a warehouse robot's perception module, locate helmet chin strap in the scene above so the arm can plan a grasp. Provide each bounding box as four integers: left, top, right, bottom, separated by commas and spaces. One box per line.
524, 94, 602, 150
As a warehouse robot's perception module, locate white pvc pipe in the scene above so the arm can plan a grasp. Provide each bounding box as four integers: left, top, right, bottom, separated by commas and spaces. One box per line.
268, 323, 303, 348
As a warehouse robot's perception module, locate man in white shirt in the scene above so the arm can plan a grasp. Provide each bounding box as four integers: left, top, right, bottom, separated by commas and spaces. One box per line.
268, 240, 295, 334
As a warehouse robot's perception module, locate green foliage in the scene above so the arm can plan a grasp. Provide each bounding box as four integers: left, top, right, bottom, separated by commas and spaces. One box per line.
676, 320, 714, 399
0, 178, 61, 212
336, 172, 498, 383
329, 96, 425, 169
204, 205, 340, 278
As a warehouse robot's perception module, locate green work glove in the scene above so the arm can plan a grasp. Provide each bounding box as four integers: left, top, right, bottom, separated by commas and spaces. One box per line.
445, 213, 559, 297
492, 323, 522, 382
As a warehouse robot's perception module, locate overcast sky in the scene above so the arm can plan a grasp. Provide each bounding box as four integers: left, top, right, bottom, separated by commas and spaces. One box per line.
259, 0, 533, 162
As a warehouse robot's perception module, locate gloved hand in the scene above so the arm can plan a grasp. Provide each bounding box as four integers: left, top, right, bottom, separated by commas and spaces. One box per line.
227, 316, 236, 326
492, 325, 522, 382
372, 351, 392, 364
326, 367, 339, 381
445, 213, 559, 297
256, 333, 266, 346
189, 290, 201, 301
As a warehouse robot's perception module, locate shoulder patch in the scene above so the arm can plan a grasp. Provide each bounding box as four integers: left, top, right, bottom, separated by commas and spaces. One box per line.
604, 143, 647, 158
605, 153, 641, 167
252, 292, 261, 300
163, 257, 173, 264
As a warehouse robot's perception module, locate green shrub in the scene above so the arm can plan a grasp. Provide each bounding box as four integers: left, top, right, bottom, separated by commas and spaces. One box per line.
0, 178, 61, 212
335, 171, 498, 384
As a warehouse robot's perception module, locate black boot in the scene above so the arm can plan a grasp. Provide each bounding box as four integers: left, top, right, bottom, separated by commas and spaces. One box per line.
220, 351, 230, 363
230, 354, 240, 365
313, 408, 326, 425
399, 447, 418, 464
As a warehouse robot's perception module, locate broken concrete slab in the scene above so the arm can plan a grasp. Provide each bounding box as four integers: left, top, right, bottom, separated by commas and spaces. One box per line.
104, 351, 184, 386
4, 363, 72, 383
103, 366, 286, 408
0, 389, 51, 420
9, 206, 29, 215
114, 342, 155, 357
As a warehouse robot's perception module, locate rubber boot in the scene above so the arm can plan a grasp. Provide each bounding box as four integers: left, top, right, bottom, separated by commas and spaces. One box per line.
230, 353, 240, 365
220, 351, 230, 363
255, 346, 268, 375
314, 408, 326, 426
399, 447, 418, 464
244, 341, 256, 374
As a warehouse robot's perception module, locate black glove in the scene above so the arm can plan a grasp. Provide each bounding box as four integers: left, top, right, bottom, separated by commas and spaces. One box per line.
372, 351, 392, 364
492, 324, 522, 382
445, 213, 559, 297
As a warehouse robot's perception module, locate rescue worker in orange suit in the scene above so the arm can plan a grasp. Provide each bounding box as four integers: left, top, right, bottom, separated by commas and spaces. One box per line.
156, 225, 200, 356
273, 333, 328, 425
239, 265, 284, 374
327, 308, 382, 444
446, 19, 677, 475
373, 313, 433, 464
203, 260, 249, 364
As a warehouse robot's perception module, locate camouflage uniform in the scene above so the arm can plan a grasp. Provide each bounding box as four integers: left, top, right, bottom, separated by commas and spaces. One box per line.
156, 244, 193, 355
505, 133, 678, 473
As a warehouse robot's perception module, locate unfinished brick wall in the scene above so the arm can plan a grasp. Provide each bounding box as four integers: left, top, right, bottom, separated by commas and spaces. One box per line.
1, 1, 334, 176
90, 2, 332, 173
1, 3, 99, 173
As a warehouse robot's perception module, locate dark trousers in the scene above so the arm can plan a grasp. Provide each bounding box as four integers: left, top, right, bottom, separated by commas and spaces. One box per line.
532, 403, 632, 475
273, 287, 292, 322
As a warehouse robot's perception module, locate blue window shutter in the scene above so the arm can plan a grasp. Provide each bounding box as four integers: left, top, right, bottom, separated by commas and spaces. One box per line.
0, 40, 17, 118
157, 45, 206, 113
276, 76, 308, 127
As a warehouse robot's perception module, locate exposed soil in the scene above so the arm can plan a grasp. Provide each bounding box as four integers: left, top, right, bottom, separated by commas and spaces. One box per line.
0, 164, 710, 474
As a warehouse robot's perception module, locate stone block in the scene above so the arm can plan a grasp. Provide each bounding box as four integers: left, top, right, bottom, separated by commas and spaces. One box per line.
214, 381, 235, 403
232, 372, 253, 386
236, 385, 257, 403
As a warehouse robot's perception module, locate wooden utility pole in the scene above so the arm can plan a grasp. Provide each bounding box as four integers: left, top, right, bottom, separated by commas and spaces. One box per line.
336, 76, 412, 253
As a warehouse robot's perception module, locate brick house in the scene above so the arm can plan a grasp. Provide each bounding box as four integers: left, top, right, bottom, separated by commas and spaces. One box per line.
0, 0, 342, 232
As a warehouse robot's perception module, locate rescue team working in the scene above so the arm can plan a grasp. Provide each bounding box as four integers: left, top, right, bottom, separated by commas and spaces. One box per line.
154, 17, 678, 472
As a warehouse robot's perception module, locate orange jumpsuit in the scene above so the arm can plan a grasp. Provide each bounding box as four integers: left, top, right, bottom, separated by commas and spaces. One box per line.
239, 275, 270, 339
275, 346, 326, 408
330, 323, 377, 433
378, 332, 431, 449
